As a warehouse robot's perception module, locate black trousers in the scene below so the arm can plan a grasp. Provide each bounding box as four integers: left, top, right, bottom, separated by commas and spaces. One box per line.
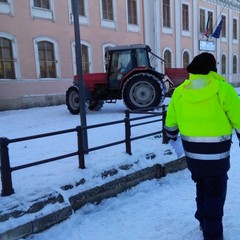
192, 173, 228, 240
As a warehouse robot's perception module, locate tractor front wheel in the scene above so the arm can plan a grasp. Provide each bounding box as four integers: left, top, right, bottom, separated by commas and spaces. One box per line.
122, 73, 164, 110
66, 86, 80, 114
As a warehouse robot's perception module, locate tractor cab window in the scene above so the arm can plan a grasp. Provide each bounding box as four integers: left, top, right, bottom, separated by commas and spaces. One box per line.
135, 48, 150, 68
108, 50, 132, 88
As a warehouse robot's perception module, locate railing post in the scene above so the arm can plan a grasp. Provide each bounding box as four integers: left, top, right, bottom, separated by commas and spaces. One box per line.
76, 126, 86, 169
124, 110, 132, 155
0, 137, 14, 196
162, 105, 169, 144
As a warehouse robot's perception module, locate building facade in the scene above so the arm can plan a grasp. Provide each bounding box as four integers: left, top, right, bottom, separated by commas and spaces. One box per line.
0, 0, 240, 110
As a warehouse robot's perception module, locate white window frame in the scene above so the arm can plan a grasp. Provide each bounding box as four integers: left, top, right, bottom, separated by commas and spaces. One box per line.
33, 36, 61, 79
0, 0, 13, 15
126, 0, 140, 33
100, 0, 117, 30
68, 0, 89, 26
30, 0, 55, 21
0, 32, 20, 81
71, 40, 92, 75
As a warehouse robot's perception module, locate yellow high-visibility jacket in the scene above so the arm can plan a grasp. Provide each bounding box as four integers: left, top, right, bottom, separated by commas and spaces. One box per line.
165, 72, 240, 175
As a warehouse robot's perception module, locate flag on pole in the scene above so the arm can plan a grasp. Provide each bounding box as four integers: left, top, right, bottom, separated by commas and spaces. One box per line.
212, 18, 223, 38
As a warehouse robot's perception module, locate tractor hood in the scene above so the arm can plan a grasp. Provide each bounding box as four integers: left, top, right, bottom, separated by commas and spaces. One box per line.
74, 73, 107, 91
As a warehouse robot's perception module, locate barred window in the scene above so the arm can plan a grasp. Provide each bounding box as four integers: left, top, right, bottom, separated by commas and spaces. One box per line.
0, 37, 15, 79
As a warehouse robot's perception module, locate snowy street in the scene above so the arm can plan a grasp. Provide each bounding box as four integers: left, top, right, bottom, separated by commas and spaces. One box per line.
0, 94, 240, 240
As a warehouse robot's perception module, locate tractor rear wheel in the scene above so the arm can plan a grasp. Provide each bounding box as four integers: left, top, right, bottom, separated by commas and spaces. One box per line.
66, 86, 80, 114
122, 73, 165, 110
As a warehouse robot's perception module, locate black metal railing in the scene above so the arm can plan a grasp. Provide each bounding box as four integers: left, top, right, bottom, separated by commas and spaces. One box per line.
0, 105, 167, 196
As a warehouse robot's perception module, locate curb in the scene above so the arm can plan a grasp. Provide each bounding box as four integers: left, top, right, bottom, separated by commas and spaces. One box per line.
0, 157, 186, 240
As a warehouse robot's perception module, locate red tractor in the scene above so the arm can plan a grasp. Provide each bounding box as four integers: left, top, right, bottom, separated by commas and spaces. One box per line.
66, 44, 175, 114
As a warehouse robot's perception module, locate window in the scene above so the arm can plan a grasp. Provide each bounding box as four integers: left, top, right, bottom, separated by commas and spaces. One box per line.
69, 0, 88, 25
126, 0, 139, 32
233, 55, 237, 74
81, 44, 90, 74
30, 0, 55, 20
163, 0, 171, 28
221, 54, 226, 75
100, 0, 116, 29
102, 0, 113, 20
164, 50, 172, 68
233, 18, 237, 40
71, 42, 91, 74
127, 0, 137, 25
38, 41, 56, 78
183, 51, 190, 68
200, 9, 205, 33
222, 16, 226, 38
0, 0, 13, 15
182, 4, 189, 31
102, 43, 115, 71
33, 37, 60, 79
72, 0, 85, 16
34, 0, 50, 9
200, 9, 213, 36
207, 11, 213, 35
0, 37, 15, 79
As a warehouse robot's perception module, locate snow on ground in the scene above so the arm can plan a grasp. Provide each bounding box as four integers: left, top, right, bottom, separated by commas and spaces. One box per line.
1, 89, 240, 240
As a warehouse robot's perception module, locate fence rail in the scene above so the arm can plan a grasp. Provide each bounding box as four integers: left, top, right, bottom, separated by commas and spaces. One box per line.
0, 106, 167, 197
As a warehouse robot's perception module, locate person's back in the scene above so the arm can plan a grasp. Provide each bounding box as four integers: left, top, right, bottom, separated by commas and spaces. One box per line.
165, 52, 240, 240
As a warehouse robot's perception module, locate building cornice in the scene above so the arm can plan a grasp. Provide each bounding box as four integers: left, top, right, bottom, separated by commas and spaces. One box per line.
205, 0, 240, 11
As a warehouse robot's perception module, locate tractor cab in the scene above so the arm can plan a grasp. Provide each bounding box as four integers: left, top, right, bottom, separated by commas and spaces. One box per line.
105, 45, 151, 88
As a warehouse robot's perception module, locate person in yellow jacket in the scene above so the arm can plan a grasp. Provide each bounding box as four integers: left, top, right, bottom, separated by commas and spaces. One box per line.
164, 52, 240, 240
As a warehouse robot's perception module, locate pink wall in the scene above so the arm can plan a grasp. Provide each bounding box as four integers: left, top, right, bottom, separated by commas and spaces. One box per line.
0, 1, 144, 109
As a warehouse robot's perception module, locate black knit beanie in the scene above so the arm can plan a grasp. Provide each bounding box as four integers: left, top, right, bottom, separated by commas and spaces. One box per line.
187, 52, 217, 74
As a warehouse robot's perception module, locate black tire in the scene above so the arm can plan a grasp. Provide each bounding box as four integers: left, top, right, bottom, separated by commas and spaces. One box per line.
87, 100, 104, 111
66, 86, 80, 114
122, 72, 165, 110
